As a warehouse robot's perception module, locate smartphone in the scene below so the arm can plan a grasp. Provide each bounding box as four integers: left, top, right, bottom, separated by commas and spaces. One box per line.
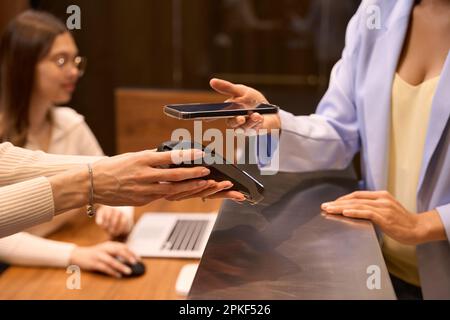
164, 102, 279, 120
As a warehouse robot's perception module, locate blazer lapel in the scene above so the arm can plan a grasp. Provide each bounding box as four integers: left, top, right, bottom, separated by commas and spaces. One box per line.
417, 53, 450, 195
362, 0, 414, 190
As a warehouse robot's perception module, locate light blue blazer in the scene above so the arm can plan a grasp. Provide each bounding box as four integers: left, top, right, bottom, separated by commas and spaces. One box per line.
267, 0, 450, 299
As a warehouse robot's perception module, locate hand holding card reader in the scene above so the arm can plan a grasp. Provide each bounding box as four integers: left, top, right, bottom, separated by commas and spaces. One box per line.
157, 140, 265, 205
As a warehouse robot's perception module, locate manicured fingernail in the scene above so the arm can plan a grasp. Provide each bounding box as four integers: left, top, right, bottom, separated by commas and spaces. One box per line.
124, 267, 132, 275
321, 203, 330, 209
201, 168, 210, 176
225, 183, 233, 189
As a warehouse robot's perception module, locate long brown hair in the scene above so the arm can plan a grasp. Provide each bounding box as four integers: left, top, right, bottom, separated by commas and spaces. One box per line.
0, 10, 66, 147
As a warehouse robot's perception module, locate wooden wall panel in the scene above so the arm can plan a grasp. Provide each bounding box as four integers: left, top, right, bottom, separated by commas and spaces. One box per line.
115, 89, 228, 154
0, 0, 28, 35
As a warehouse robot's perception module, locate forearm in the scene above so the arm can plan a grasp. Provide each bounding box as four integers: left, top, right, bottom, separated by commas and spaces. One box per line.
48, 166, 90, 215
0, 178, 55, 238
0, 142, 102, 187
0, 232, 75, 268
416, 210, 448, 244
0, 171, 89, 238
263, 110, 359, 173
1, 164, 96, 238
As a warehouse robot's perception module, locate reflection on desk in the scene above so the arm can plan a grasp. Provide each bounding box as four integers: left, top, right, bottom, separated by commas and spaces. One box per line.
190, 166, 396, 300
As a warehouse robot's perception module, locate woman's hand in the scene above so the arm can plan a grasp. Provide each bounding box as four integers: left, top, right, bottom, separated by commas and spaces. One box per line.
94, 150, 246, 204
165, 180, 246, 202
50, 148, 211, 212
96, 206, 133, 238
321, 190, 447, 245
209, 78, 281, 133
50, 148, 247, 213
69, 241, 140, 278
91, 149, 214, 207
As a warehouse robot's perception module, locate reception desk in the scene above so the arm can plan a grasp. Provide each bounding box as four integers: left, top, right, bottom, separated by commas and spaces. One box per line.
189, 166, 396, 300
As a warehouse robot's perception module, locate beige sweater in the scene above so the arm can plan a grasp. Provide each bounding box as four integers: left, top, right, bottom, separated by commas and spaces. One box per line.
0, 142, 100, 238
0, 108, 112, 267
0, 108, 137, 267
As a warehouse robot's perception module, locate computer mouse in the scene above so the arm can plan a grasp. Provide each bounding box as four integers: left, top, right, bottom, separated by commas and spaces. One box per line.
123, 261, 146, 278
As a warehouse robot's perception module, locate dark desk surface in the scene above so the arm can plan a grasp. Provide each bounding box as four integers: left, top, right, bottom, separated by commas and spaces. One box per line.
189, 167, 396, 300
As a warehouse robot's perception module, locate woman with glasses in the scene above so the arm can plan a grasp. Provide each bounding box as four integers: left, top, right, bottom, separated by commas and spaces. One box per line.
0, 10, 143, 278
0, 10, 241, 278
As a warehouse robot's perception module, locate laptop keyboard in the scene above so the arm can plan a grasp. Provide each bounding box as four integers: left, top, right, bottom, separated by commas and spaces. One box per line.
161, 220, 209, 251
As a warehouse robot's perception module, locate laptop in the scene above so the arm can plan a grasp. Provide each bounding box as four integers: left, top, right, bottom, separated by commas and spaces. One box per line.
126, 213, 217, 259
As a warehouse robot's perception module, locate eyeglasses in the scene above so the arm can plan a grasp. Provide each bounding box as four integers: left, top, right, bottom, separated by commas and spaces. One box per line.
52, 55, 87, 77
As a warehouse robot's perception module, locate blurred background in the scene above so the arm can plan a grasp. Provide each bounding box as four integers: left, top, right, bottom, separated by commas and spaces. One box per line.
0, 0, 360, 155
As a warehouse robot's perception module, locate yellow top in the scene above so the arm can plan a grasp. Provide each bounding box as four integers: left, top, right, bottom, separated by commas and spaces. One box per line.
383, 73, 440, 287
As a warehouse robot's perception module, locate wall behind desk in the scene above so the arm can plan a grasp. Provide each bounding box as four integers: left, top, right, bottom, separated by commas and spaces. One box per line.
25, 0, 356, 155
115, 89, 228, 154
